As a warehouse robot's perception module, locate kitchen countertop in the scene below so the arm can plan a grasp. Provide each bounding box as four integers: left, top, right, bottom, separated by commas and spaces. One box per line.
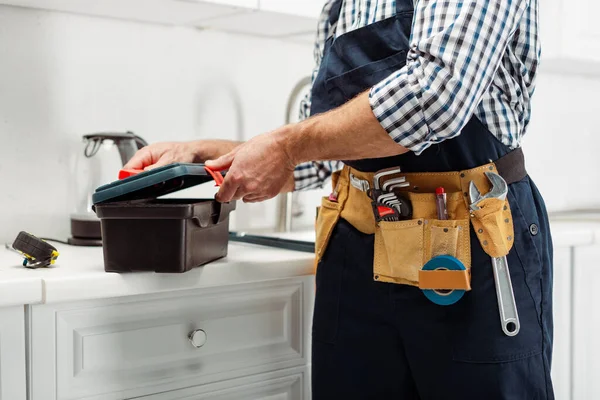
0, 242, 314, 305
0, 248, 43, 306
0, 217, 597, 307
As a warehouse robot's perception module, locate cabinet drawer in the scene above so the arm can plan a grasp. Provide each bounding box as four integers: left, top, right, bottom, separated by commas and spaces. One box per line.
31, 279, 308, 400
132, 367, 306, 399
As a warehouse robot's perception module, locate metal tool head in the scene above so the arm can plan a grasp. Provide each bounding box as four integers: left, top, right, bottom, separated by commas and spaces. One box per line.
382, 176, 407, 192
469, 172, 508, 211
373, 167, 402, 190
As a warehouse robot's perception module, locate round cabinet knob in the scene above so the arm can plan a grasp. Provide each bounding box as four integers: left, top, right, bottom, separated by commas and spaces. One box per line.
188, 329, 207, 348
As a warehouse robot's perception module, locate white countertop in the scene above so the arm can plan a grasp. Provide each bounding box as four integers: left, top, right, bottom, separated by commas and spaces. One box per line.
0, 250, 43, 306
0, 217, 598, 307
0, 242, 314, 305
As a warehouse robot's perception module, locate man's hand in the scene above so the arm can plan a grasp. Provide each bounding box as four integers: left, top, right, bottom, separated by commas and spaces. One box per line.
124, 139, 242, 171
205, 130, 296, 203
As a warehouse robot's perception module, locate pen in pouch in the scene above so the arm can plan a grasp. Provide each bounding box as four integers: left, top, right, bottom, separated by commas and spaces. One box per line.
329, 179, 341, 202
435, 187, 448, 220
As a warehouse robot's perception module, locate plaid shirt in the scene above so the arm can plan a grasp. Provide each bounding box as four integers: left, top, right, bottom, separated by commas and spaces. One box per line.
294, 0, 540, 191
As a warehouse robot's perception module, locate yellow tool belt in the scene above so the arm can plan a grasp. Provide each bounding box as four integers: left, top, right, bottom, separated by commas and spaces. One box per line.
315, 154, 522, 292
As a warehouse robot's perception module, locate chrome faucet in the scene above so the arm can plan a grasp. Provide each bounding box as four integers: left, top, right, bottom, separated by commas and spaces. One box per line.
275, 76, 312, 232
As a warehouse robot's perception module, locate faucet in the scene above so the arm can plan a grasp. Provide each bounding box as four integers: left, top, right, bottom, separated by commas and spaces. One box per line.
275, 76, 312, 232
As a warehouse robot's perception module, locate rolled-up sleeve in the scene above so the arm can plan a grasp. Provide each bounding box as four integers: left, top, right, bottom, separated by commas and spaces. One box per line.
370, 0, 529, 154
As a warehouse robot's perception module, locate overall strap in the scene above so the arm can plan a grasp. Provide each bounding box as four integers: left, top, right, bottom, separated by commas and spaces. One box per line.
396, 0, 415, 14
328, 0, 344, 26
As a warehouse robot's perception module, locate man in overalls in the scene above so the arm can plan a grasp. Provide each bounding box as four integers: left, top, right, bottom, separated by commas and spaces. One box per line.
126, 0, 552, 398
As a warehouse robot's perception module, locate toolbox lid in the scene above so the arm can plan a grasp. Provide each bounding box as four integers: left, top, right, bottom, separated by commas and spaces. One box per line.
92, 163, 223, 205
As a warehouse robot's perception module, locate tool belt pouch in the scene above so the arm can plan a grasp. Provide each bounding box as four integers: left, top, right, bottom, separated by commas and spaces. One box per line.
469, 197, 515, 258
373, 191, 472, 290
314, 171, 345, 272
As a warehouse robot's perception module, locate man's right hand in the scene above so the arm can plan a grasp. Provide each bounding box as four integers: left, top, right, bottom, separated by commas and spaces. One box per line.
124, 139, 242, 171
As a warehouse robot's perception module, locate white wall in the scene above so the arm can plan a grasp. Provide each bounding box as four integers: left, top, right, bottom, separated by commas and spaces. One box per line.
523, 71, 600, 212
0, 5, 314, 243
0, 3, 599, 245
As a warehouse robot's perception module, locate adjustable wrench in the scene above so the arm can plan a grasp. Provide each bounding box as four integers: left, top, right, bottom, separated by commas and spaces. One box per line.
469, 172, 520, 337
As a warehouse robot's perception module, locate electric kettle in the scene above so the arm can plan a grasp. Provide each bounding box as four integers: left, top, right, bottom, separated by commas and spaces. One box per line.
69, 132, 148, 246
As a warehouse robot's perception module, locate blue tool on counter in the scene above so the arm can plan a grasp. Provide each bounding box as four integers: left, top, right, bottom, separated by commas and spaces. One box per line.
421, 255, 467, 306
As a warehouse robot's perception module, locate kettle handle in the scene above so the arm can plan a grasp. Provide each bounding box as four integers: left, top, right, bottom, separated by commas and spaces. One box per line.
118, 131, 148, 166
130, 131, 148, 150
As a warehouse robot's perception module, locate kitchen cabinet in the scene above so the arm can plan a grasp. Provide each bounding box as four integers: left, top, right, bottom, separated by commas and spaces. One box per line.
0, 0, 323, 38
29, 277, 311, 400
0, 306, 27, 400
132, 367, 306, 399
259, 0, 323, 19
0, 0, 257, 25
551, 247, 573, 400
198, 1, 320, 37
572, 244, 600, 400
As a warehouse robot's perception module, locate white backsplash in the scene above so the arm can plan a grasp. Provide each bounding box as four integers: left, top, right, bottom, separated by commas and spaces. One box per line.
0, 4, 598, 244
0, 5, 313, 243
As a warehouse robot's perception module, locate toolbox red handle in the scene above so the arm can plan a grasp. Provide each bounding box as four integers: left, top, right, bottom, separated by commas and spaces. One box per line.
204, 166, 224, 187
118, 168, 143, 180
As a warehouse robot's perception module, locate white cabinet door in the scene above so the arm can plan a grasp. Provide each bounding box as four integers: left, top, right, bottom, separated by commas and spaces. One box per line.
200, 0, 322, 37
551, 247, 572, 400
0, 306, 27, 400
572, 245, 600, 400
30, 278, 311, 400
259, 0, 324, 19
207, 0, 258, 8
0, 0, 255, 25
132, 367, 306, 399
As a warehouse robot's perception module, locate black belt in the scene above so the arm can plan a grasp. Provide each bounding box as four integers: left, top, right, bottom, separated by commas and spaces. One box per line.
494, 147, 527, 185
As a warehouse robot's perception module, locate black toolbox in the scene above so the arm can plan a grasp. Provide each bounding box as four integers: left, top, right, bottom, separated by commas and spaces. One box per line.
92, 163, 235, 273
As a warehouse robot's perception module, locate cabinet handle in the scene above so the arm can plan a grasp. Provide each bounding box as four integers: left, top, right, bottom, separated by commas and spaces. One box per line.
188, 329, 207, 348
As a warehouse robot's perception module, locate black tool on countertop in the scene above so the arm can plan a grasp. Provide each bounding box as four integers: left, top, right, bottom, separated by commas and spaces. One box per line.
7, 231, 59, 268
229, 232, 315, 253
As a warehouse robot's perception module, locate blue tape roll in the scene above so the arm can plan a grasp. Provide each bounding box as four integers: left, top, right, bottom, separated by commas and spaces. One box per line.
421, 255, 466, 306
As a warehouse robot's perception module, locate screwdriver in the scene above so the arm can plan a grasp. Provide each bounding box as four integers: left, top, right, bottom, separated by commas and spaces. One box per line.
436, 187, 448, 220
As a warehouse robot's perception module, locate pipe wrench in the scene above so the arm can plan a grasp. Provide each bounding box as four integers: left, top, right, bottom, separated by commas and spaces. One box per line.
469, 172, 520, 337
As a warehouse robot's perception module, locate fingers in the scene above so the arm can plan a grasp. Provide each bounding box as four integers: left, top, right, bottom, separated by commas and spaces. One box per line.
143, 157, 171, 171
123, 147, 151, 170
242, 195, 269, 203
210, 151, 240, 202
215, 174, 242, 203
205, 151, 235, 171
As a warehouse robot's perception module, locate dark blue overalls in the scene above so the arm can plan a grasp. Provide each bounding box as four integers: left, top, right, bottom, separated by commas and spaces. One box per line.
309, 1, 554, 398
